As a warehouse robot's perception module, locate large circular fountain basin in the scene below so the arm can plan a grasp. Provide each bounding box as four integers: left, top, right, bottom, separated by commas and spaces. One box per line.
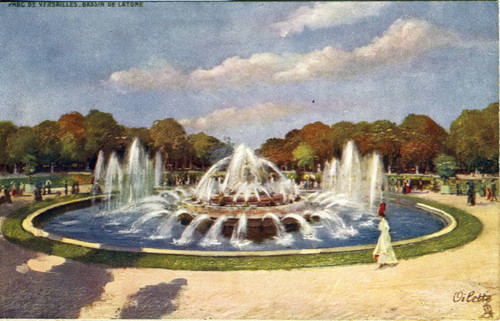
32, 196, 449, 253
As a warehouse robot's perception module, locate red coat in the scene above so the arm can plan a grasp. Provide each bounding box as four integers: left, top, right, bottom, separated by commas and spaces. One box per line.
378, 202, 386, 215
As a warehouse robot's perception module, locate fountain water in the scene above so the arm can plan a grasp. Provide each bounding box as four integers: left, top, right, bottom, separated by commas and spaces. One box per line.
174, 214, 210, 246
43, 140, 445, 253
322, 142, 386, 207
104, 152, 123, 203
230, 214, 249, 247
155, 151, 162, 187
200, 215, 227, 247
194, 144, 297, 205
94, 150, 105, 183
368, 153, 385, 208
123, 138, 153, 204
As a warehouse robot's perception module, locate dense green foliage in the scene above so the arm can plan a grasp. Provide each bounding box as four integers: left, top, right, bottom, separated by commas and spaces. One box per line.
434, 154, 457, 180
1, 194, 482, 270
448, 102, 499, 173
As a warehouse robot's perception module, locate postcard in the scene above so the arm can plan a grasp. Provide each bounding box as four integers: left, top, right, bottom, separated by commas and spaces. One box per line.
0, 1, 498, 320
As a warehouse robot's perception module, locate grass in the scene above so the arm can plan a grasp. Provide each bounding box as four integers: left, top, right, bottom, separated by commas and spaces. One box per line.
1, 194, 483, 271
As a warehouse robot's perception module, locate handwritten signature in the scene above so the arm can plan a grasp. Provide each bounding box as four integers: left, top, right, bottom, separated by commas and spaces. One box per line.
453, 291, 494, 318
453, 291, 492, 303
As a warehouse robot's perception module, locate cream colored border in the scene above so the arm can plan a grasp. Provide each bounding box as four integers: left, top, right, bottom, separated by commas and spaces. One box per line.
21, 197, 457, 257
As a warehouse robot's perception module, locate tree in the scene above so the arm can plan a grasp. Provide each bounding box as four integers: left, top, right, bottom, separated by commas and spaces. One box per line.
188, 132, 224, 168
259, 138, 289, 168
299, 121, 334, 168
57, 111, 86, 140
448, 102, 499, 173
150, 118, 189, 169
352, 121, 375, 155
60, 133, 85, 164
33, 120, 61, 167
0, 121, 18, 168
57, 112, 86, 167
293, 142, 316, 170
7, 126, 38, 173
399, 114, 448, 172
370, 120, 402, 171
84, 109, 126, 159
331, 121, 357, 158
280, 129, 303, 170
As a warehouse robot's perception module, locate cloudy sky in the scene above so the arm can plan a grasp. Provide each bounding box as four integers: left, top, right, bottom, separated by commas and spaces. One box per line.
0, 2, 498, 147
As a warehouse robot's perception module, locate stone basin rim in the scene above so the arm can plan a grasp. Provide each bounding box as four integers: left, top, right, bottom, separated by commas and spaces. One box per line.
21, 196, 457, 258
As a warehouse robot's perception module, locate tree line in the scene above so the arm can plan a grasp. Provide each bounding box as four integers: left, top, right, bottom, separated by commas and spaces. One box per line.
259, 102, 498, 174
0, 110, 232, 174
0, 102, 497, 175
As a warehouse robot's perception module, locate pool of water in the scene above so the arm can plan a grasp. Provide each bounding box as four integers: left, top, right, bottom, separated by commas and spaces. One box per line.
42, 196, 444, 252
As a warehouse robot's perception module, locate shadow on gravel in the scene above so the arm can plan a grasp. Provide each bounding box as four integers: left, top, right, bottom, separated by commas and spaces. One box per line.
120, 278, 188, 319
0, 239, 112, 319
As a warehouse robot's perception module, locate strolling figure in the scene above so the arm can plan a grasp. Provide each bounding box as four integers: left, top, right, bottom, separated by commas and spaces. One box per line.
467, 181, 476, 206
490, 181, 498, 202
373, 202, 398, 269
4, 186, 12, 204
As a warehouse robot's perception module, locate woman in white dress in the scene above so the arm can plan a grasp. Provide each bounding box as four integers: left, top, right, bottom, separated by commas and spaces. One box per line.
373, 202, 398, 268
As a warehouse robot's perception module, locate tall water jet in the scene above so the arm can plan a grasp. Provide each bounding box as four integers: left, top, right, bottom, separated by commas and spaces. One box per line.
321, 141, 386, 208
322, 158, 339, 192
368, 153, 385, 207
121, 138, 153, 205
339, 141, 362, 200
104, 152, 123, 203
94, 150, 105, 183
154, 151, 163, 187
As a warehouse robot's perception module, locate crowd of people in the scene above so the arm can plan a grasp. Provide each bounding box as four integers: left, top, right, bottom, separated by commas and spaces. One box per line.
0, 180, 82, 204
162, 174, 200, 187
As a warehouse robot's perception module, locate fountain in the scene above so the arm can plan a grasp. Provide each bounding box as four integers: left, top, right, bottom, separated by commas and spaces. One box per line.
194, 145, 298, 206
41, 139, 445, 252
154, 151, 163, 187
321, 142, 386, 208
94, 150, 105, 183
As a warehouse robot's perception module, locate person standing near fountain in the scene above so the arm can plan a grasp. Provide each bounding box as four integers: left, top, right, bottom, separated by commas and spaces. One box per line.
373, 202, 398, 269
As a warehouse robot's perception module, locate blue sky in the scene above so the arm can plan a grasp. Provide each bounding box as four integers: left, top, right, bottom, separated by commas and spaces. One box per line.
0, 2, 498, 147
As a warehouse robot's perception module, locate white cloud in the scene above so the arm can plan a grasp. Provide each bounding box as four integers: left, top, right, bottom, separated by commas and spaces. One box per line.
108, 60, 186, 90
278, 18, 461, 81
179, 103, 304, 132
107, 19, 463, 90
273, 2, 390, 37
189, 52, 298, 88
354, 18, 460, 62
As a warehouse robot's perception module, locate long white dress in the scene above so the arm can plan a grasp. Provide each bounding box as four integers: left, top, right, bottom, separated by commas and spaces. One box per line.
373, 218, 398, 264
